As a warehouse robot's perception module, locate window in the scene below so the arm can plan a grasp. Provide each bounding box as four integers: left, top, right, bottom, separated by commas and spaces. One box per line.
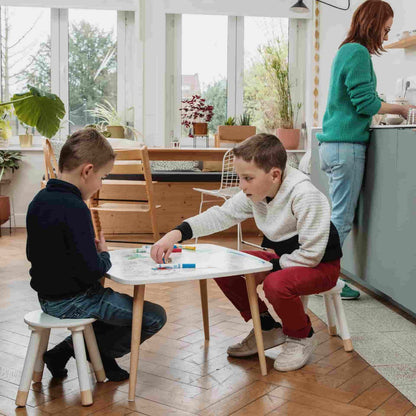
244, 17, 289, 133
68, 9, 117, 133
0, 6, 51, 136
0, 4, 137, 140
181, 14, 228, 136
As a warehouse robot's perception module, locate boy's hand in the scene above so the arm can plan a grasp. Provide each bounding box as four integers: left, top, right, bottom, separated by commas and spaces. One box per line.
95, 231, 108, 253
151, 230, 182, 264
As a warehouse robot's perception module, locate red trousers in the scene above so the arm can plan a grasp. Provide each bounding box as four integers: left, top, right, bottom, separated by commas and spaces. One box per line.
214, 251, 340, 338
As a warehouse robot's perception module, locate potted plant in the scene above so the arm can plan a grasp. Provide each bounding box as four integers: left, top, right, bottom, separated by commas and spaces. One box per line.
262, 42, 302, 150
19, 123, 33, 148
0, 104, 13, 147
88, 100, 141, 140
180, 95, 214, 137
0, 150, 22, 231
216, 112, 256, 146
0, 85, 65, 140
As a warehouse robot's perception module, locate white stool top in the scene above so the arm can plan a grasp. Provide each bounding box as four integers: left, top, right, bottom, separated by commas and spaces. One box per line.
321, 279, 344, 295
24, 310, 96, 329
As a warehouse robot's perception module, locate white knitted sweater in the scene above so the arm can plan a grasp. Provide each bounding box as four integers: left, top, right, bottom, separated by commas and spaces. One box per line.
187, 166, 332, 269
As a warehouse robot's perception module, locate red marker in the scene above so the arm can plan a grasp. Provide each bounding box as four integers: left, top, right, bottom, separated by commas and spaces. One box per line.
172, 248, 182, 253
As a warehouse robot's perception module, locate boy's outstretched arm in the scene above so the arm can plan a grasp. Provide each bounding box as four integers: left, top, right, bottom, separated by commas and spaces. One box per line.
151, 229, 182, 264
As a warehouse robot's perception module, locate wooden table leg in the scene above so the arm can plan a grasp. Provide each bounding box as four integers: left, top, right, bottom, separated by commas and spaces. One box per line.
128, 284, 145, 402
199, 280, 209, 341
245, 274, 267, 376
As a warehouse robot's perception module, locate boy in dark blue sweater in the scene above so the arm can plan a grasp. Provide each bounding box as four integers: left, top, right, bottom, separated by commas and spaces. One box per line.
26, 129, 166, 381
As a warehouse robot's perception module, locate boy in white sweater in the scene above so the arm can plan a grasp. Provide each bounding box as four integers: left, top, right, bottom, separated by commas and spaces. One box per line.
151, 134, 342, 371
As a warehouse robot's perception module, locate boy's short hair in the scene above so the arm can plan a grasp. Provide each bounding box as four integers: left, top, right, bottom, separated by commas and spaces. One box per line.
59, 128, 116, 173
232, 133, 287, 173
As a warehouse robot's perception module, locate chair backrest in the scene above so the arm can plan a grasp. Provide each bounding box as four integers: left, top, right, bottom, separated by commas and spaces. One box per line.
219, 148, 239, 191
43, 139, 59, 181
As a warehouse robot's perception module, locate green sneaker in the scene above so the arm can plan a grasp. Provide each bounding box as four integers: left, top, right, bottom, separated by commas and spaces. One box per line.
340, 280, 360, 300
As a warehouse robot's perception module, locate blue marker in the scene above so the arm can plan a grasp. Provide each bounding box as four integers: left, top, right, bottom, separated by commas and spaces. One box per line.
152, 263, 196, 270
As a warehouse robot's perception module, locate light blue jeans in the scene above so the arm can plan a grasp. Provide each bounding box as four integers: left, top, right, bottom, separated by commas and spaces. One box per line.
319, 142, 366, 247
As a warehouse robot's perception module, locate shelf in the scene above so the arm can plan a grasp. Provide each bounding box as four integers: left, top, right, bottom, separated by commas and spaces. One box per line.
385, 35, 416, 49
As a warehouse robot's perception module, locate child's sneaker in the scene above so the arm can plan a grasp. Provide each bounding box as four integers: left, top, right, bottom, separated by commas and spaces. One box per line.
273, 334, 317, 372
227, 327, 286, 357
340, 279, 360, 300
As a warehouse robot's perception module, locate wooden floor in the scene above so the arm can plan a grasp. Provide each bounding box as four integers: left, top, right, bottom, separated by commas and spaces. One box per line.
1, 229, 415, 416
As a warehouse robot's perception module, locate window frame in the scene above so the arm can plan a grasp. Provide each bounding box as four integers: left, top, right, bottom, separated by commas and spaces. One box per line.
1, 2, 139, 139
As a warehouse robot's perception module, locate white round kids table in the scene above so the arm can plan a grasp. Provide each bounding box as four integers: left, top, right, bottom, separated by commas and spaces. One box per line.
106, 244, 273, 401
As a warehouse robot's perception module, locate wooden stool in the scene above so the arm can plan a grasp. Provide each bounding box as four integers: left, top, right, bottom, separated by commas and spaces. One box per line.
302, 280, 353, 352
16, 310, 106, 407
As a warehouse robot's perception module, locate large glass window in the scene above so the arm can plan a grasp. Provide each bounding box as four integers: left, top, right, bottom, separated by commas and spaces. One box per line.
244, 17, 288, 133
0, 6, 51, 136
68, 9, 117, 133
181, 14, 227, 136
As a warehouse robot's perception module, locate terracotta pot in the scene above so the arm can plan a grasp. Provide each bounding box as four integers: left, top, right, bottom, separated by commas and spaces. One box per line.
0, 195, 10, 225
276, 128, 300, 150
19, 134, 33, 148
192, 122, 208, 136
106, 126, 125, 138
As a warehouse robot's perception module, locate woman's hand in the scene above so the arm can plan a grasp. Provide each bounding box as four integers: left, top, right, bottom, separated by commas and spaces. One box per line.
400, 104, 416, 119
95, 231, 108, 253
151, 230, 182, 264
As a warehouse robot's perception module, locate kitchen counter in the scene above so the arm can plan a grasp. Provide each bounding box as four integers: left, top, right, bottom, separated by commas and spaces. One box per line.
311, 127, 416, 316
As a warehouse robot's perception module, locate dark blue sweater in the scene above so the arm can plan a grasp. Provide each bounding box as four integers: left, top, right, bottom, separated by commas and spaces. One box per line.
26, 179, 111, 299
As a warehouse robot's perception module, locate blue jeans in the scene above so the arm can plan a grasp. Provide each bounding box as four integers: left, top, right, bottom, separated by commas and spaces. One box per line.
39, 284, 166, 358
319, 142, 366, 247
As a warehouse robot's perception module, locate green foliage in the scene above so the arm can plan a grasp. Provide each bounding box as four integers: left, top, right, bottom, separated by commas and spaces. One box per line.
19, 21, 117, 129
0, 104, 13, 140
224, 117, 236, 126
202, 79, 227, 134
0, 150, 22, 181
88, 100, 123, 126
238, 112, 251, 126
261, 40, 300, 129
68, 21, 117, 126
8, 85, 65, 138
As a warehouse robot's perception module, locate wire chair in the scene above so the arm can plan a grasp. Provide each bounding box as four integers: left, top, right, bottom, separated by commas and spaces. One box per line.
193, 149, 263, 251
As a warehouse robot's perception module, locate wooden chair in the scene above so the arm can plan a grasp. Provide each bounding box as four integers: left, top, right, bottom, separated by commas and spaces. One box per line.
41, 138, 58, 188
90, 146, 161, 244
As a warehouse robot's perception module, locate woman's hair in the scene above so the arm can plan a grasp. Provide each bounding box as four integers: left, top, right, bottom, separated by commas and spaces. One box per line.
232, 133, 287, 173
340, 0, 394, 55
59, 128, 116, 173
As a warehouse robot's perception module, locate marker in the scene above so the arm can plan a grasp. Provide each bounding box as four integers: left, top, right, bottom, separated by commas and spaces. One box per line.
152, 263, 196, 270
174, 245, 196, 251
172, 248, 182, 253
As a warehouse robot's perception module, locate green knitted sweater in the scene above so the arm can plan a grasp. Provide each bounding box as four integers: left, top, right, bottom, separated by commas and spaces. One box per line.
317, 43, 382, 143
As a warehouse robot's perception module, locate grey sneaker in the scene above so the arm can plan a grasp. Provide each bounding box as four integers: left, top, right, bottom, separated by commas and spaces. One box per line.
274, 334, 317, 372
227, 327, 286, 357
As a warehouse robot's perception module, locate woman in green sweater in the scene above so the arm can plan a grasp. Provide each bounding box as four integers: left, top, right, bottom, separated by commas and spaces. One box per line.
318, 0, 413, 299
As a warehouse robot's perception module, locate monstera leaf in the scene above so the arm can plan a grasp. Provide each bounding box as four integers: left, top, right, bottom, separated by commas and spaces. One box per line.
9, 86, 65, 138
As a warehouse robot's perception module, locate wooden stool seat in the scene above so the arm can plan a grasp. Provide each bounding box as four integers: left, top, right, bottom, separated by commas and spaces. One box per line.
302, 280, 354, 352
16, 310, 105, 408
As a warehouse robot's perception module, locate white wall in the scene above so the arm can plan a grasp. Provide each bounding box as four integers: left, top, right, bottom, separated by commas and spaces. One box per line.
316, 0, 416, 126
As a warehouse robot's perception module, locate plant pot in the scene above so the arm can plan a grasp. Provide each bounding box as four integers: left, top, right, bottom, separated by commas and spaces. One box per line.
19, 134, 33, 148
106, 126, 125, 138
276, 128, 300, 150
192, 122, 208, 136
217, 125, 256, 144
0, 195, 10, 225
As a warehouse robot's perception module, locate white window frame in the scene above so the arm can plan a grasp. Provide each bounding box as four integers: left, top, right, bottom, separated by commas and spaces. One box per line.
2, 1, 140, 139
165, 14, 307, 144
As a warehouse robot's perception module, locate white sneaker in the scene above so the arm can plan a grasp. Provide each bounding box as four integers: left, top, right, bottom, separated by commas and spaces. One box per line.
274, 334, 317, 372
227, 327, 286, 357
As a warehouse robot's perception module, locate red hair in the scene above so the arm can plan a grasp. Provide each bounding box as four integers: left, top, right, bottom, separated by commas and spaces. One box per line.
340, 0, 394, 55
